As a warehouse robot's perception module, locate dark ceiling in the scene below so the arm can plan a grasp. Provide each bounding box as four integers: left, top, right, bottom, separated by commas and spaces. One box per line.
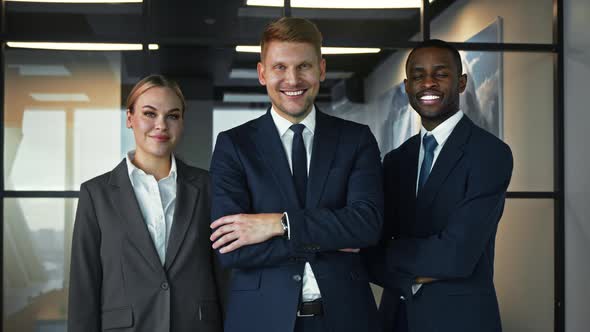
4, 0, 456, 103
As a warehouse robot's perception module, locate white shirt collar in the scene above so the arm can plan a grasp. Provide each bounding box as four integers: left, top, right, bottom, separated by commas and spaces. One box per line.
420, 110, 464, 146
270, 105, 316, 137
125, 150, 178, 183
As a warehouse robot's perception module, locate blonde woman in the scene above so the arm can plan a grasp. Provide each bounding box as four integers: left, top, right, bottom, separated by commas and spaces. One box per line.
68, 75, 225, 332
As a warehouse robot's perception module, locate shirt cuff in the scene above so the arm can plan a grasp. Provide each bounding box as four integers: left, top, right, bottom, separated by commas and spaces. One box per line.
411, 283, 422, 295
283, 212, 291, 240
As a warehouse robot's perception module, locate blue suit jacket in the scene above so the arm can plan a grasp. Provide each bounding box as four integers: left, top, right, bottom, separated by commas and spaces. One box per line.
210, 109, 384, 332
368, 115, 513, 332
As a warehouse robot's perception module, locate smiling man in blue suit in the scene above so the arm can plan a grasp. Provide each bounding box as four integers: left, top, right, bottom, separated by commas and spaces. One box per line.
367, 39, 513, 332
209, 17, 383, 332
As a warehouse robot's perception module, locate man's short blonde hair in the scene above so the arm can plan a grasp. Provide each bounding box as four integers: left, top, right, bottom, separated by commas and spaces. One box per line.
260, 17, 323, 60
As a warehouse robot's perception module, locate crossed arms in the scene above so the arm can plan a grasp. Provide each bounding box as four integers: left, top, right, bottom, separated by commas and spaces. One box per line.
209, 127, 384, 269
368, 142, 513, 294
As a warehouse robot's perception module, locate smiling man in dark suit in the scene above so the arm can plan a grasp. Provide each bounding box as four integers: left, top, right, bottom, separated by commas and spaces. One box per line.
367, 39, 513, 332
209, 17, 383, 332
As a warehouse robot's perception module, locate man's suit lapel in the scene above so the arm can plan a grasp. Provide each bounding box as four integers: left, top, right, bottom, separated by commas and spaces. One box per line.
109, 160, 162, 273
165, 159, 199, 271
400, 135, 420, 216
307, 110, 338, 208
253, 110, 302, 208
417, 115, 472, 209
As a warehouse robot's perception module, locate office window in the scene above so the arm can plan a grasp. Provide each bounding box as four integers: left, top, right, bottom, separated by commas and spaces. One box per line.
3, 198, 77, 332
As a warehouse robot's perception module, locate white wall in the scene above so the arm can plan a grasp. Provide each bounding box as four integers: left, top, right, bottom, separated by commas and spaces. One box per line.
430, 0, 552, 44
564, 0, 590, 331
175, 100, 213, 170
211, 108, 266, 150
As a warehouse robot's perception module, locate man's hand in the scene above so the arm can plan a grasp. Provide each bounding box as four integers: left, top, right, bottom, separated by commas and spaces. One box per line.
210, 213, 284, 253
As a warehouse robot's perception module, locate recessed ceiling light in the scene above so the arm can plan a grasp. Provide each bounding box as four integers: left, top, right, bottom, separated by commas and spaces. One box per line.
236, 45, 380, 54
321, 47, 381, 54
30, 93, 90, 102
223, 93, 270, 103
326, 71, 354, 79
8, 64, 72, 76
148, 44, 159, 50
229, 69, 258, 79
6, 0, 142, 3
7, 42, 143, 51
229, 68, 354, 79
246, 0, 433, 9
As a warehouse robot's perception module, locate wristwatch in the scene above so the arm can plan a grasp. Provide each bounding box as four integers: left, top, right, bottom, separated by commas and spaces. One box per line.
280, 213, 289, 238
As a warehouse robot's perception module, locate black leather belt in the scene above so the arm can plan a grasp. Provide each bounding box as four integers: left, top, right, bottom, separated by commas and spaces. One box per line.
297, 300, 324, 317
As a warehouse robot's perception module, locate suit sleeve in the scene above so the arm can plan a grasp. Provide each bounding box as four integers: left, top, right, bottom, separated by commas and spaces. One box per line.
210, 131, 298, 269
68, 183, 102, 332
363, 150, 414, 296
384, 143, 513, 280
286, 126, 384, 252
364, 151, 397, 286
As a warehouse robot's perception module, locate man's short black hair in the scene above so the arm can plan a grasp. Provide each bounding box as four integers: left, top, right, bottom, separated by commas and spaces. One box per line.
405, 39, 463, 75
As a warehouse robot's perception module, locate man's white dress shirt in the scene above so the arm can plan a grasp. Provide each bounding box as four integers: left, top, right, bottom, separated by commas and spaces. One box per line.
270, 106, 322, 302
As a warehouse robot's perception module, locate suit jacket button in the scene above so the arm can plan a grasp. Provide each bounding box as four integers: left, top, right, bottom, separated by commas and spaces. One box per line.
161, 282, 169, 290
292, 275, 302, 282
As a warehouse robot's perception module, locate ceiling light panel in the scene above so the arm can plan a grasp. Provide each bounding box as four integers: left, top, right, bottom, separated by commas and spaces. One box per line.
236, 45, 380, 54
8, 64, 72, 76
6, 0, 142, 3
30, 93, 90, 102
246, 0, 433, 9
7, 42, 143, 51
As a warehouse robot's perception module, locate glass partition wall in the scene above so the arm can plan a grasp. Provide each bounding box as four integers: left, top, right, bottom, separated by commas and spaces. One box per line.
0, 0, 564, 331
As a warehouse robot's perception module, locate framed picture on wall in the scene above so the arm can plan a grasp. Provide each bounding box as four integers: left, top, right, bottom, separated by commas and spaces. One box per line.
460, 17, 504, 139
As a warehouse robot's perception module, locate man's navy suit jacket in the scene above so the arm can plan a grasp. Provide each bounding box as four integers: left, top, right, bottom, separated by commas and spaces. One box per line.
210, 109, 384, 332
369, 115, 513, 332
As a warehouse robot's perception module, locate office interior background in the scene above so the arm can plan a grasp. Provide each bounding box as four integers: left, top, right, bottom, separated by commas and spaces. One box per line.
0, 0, 588, 331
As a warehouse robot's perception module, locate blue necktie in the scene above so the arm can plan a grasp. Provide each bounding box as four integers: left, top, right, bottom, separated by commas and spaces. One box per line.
290, 124, 307, 207
418, 134, 438, 193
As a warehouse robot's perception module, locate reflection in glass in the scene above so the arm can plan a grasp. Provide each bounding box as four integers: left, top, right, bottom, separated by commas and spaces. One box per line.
73, 109, 132, 187
4, 49, 126, 191
6, 110, 66, 190
3, 198, 77, 332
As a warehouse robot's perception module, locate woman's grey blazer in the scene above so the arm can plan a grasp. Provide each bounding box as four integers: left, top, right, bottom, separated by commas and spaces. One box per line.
68, 159, 227, 332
